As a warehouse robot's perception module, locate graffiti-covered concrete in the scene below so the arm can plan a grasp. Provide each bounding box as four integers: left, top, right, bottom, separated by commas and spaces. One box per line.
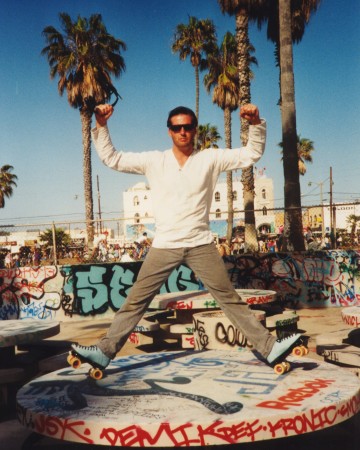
0, 250, 359, 321
16, 350, 360, 447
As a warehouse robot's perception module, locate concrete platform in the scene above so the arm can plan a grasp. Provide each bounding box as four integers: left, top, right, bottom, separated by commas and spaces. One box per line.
1, 307, 360, 449
16, 350, 360, 447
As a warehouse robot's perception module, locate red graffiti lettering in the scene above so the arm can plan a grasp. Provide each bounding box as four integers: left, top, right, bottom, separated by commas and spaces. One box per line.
342, 314, 360, 328
247, 295, 272, 305
35, 415, 93, 444
197, 419, 262, 444
167, 300, 193, 310
266, 393, 360, 439
127, 332, 140, 345
100, 423, 197, 447
257, 379, 335, 410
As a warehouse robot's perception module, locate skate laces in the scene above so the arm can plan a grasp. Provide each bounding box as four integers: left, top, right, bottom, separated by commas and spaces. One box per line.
74, 344, 98, 351
276, 334, 298, 343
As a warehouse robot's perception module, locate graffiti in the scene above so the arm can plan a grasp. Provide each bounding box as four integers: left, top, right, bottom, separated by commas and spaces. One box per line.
246, 294, 273, 305
215, 322, 250, 348
16, 350, 360, 447
265, 395, 360, 438
193, 318, 209, 350
225, 250, 360, 308
0, 250, 359, 322
341, 306, 360, 328
257, 378, 335, 410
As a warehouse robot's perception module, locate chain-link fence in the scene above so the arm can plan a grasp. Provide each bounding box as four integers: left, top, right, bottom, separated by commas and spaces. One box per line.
0, 202, 359, 266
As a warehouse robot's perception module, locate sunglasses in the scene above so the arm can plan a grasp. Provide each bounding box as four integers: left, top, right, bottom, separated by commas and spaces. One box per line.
169, 124, 195, 132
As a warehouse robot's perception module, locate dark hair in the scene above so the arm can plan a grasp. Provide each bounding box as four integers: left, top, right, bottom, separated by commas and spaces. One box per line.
167, 106, 198, 128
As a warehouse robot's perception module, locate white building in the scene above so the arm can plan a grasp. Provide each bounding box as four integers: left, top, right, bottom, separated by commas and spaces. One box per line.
122, 168, 276, 240
306, 202, 360, 235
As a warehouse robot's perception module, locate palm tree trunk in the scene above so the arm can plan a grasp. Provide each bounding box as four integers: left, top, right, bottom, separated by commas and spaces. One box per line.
195, 65, 200, 121
224, 107, 233, 246
278, 0, 304, 251
80, 110, 95, 245
236, 11, 257, 252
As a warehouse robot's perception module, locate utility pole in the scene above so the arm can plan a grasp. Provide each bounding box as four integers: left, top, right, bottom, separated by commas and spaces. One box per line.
329, 167, 335, 248
97, 175, 102, 234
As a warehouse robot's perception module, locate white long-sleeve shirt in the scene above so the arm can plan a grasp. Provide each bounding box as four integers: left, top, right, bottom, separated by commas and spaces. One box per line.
92, 120, 266, 248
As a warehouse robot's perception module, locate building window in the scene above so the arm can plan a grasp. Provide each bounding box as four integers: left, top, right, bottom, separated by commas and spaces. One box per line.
134, 213, 140, 224
262, 206, 267, 216
133, 196, 139, 206
215, 192, 220, 202
216, 209, 221, 218
262, 189, 266, 199
233, 191, 237, 201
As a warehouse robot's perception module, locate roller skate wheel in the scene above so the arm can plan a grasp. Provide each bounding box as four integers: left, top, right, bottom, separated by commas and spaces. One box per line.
302, 345, 309, 355
89, 367, 103, 380
274, 362, 287, 375
292, 346, 305, 357
68, 353, 81, 369
284, 361, 291, 371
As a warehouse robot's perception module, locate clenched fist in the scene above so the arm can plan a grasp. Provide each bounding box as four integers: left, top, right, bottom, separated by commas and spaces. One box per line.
240, 104, 261, 125
95, 104, 114, 128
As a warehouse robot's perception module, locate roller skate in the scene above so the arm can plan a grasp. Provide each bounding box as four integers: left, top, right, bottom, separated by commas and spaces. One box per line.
266, 334, 309, 375
68, 344, 111, 380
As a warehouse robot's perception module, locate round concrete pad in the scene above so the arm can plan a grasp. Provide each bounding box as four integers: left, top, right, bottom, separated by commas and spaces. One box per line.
342, 306, 360, 328
193, 310, 265, 351
0, 319, 60, 347
16, 350, 360, 447
150, 289, 276, 310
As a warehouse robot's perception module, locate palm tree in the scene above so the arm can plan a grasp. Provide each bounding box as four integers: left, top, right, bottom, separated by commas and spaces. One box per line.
41, 13, 126, 244
346, 214, 360, 243
197, 124, 221, 150
257, 0, 321, 105
218, 0, 267, 251
39, 227, 72, 249
0, 165, 18, 208
279, 134, 315, 175
277, 0, 303, 250
254, 0, 320, 250
204, 31, 240, 245
172, 16, 217, 122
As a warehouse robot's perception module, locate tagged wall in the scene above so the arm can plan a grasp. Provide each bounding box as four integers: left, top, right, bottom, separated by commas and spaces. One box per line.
0, 250, 359, 321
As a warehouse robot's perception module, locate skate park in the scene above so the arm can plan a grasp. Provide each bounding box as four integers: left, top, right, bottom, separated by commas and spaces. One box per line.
1, 1, 359, 449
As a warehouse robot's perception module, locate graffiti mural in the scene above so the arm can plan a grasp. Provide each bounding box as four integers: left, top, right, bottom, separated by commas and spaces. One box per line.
225, 250, 360, 308
16, 350, 360, 446
0, 250, 359, 321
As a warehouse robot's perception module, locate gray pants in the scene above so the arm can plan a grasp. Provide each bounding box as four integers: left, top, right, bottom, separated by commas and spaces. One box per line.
97, 243, 276, 359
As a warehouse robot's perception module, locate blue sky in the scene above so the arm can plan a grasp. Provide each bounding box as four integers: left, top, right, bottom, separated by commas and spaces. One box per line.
1, 0, 359, 224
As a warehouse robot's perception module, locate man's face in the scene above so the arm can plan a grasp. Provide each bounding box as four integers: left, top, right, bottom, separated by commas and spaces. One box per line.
168, 114, 197, 150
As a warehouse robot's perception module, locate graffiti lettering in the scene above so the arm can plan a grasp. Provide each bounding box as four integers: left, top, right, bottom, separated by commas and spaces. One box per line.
100, 422, 196, 447
1, 250, 359, 322
193, 318, 209, 349
342, 314, 360, 328
257, 378, 335, 410
246, 295, 273, 305
215, 322, 250, 348
35, 415, 94, 444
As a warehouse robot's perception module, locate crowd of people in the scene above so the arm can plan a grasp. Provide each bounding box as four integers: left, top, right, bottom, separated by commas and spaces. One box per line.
91, 233, 151, 263
1, 229, 358, 269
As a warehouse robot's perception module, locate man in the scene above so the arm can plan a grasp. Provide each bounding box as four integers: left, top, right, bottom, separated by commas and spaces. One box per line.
72, 103, 300, 370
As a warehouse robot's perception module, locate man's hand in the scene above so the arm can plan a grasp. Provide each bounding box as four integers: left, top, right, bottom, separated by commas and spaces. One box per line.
95, 104, 114, 128
240, 104, 261, 125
